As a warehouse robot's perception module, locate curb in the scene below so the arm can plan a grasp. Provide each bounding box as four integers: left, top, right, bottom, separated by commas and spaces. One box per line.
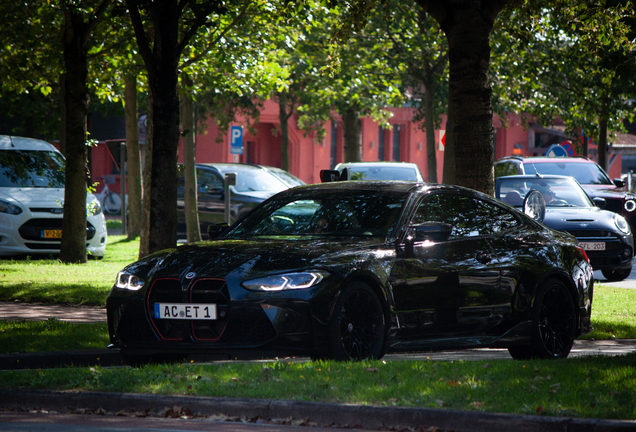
0, 388, 634, 432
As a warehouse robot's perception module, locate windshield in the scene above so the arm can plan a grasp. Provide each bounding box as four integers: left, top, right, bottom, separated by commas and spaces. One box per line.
345, 166, 420, 181
497, 177, 593, 208
523, 161, 613, 185
0, 150, 65, 188
216, 167, 289, 193
267, 168, 305, 188
227, 191, 407, 239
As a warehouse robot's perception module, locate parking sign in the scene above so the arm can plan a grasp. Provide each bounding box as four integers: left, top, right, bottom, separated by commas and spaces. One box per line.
230, 126, 243, 155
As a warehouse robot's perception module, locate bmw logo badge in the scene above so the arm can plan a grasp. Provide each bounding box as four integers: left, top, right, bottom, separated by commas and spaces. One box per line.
185, 272, 196, 279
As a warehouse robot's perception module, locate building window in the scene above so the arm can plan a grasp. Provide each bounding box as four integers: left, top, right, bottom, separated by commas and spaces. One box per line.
392, 125, 401, 161
378, 126, 385, 161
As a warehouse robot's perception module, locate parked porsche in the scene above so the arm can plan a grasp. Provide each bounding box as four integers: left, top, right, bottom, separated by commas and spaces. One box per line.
107, 181, 593, 365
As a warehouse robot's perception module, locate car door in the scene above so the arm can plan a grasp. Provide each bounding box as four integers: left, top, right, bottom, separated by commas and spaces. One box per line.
195, 167, 226, 227
393, 192, 502, 342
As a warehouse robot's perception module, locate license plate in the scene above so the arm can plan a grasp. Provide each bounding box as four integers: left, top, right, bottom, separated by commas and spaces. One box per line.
580, 242, 605, 251
154, 303, 217, 320
42, 229, 62, 239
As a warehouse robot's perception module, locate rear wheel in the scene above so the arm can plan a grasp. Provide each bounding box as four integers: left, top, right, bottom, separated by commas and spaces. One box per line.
601, 266, 632, 282
328, 281, 385, 361
508, 278, 576, 360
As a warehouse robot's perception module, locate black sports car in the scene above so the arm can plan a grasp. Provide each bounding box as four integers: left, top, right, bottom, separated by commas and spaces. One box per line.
496, 175, 633, 282
107, 181, 593, 365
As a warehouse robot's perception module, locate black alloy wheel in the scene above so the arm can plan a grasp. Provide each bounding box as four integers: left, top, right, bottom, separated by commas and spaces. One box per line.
329, 281, 386, 361
601, 267, 632, 282
508, 279, 576, 360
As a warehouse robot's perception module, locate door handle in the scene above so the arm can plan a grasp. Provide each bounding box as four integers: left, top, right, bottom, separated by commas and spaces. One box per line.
476, 251, 492, 264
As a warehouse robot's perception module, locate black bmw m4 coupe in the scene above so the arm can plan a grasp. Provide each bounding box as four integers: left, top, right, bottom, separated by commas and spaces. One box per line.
107, 181, 593, 365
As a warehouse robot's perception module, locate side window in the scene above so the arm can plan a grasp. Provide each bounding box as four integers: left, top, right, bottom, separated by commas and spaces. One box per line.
412, 193, 480, 239
472, 198, 519, 234
494, 162, 520, 178
197, 169, 223, 194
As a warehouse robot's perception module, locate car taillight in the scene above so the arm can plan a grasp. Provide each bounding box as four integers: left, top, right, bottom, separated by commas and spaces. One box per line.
576, 246, 590, 263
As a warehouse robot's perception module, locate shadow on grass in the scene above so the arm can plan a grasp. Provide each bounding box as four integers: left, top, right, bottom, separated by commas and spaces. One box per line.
0, 283, 108, 306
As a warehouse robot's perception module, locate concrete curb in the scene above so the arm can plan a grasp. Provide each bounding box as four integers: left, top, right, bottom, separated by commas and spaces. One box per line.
0, 388, 634, 432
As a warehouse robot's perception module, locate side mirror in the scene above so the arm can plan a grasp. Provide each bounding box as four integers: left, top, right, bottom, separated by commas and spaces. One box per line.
523, 190, 546, 223
614, 178, 625, 188
593, 197, 606, 208
207, 223, 229, 240
320, 170, 340, 182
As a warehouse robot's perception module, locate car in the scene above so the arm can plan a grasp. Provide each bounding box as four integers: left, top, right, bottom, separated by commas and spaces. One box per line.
496, 175, 634, 281
177, 163, 305, 239
0, 135, 107, 258
334, 161, 424, 181
495, 156, 636, 233
107, 180, 593, 365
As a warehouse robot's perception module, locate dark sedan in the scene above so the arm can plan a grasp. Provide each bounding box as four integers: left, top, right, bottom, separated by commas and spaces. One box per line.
108, 181, 593, 365
496, 175, 633, 281
177, 163, 305, 239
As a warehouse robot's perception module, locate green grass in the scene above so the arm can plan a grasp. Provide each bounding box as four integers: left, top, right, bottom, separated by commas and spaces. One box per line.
0, 320, 108, 354
1, 354, 635, 420
580, 284, 636, 340
0, 235, 138, 306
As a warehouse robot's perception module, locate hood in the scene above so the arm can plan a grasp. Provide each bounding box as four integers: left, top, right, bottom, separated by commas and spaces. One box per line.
580, 184, 634, 200
0, 187, 100, 209
543, 207, 617, 232
149, 237, 386, 281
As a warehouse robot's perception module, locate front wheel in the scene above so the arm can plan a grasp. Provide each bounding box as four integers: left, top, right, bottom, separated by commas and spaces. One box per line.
328, 281, 386, 361
509, 278, 576, 360
601, 267, 632, 282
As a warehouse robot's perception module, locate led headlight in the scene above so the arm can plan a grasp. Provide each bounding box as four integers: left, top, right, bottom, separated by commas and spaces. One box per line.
242, 271, 329, 292
0, 199, 22, 215
614, 214, 630, 234
625, 199, 636, 212
115, 271, 145, 290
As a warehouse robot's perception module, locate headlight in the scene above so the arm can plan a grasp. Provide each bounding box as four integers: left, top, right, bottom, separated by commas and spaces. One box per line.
115, 271, 145, 290
625, 199, 636, 212
0, 199, 22, 215
242, 270, 329, 292
614, 214, 630, 234
87, 200, 102, 216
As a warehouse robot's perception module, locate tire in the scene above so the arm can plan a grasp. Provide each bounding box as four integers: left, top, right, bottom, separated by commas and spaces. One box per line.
103, 192, 122, 215
601, 267, 632, 282
328, 281, 386, 361
509, 278, 576, 360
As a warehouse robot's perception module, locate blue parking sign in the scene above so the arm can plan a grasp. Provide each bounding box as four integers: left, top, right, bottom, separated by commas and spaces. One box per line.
230, 126, 243, 155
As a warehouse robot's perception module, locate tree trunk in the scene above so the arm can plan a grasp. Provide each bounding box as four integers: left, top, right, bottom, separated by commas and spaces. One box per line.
418, 0, 507, 196
423, 69, 437, 183
181, 72, 201, 243
279, 91, 290, 171
342, 106, 362, 162
60, 9, 89, 263
598, 104, 608, 172
139, 89, 153, 258
124, 74, 142, 239
442, 83, 456, 185
59, 73, 67, 156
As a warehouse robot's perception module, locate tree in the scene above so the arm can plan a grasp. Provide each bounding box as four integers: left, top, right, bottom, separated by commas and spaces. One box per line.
413, 0, 509, 195
493, 0, 636, 171
379, 0, 449, 182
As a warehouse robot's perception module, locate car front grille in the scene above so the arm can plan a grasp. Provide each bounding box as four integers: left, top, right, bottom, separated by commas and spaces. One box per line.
146, 277, 276, 346
18, 218, 96, 241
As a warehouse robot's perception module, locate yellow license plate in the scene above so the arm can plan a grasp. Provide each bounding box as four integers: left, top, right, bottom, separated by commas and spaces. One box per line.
42, 229, 62, 239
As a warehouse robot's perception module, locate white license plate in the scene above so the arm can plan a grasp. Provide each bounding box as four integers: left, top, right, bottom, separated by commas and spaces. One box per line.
580, 242, 606, 251
154, 303, 217, 320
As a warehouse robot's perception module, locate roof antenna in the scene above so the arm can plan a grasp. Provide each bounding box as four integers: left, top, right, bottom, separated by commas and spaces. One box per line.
9, 136, 14, 147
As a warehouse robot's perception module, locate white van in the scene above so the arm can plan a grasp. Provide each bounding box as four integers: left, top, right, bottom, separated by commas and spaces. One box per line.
0, 135, 107, 258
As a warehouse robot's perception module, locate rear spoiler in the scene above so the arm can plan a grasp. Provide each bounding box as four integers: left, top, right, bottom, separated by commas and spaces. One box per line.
320, 168, 349, 182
